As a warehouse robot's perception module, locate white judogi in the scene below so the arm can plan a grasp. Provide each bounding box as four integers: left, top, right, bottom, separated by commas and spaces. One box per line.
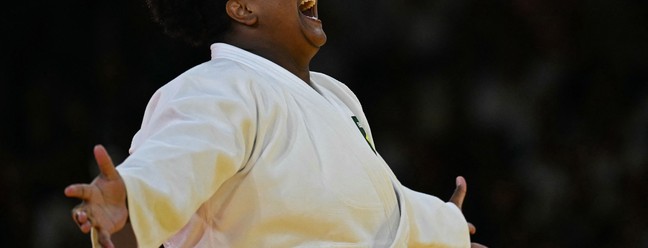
106, 43, 470, 247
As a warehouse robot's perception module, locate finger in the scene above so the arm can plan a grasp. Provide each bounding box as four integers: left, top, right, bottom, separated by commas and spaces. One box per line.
470, 243, 488, 248
74, 209, 88, 223
97, 229, 115, 248
65, 184, 93, 200
94, 144, 119, 180
468, 222, 477, 235
72, 209, 93, 233
449, 176, 467, 209
80, 220, 93, 233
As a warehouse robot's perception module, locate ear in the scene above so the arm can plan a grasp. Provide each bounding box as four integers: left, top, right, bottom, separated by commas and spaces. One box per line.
226, 0, 258, 26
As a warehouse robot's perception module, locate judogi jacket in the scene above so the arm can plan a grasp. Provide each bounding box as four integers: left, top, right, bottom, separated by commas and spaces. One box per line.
105, 43, 470, 247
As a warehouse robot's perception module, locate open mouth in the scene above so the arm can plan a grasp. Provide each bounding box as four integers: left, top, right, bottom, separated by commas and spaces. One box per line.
299, 0, 318, 20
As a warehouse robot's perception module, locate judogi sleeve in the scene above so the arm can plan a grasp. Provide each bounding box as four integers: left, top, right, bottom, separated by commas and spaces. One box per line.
112, 72, 257, 248
401, 186, 471, 247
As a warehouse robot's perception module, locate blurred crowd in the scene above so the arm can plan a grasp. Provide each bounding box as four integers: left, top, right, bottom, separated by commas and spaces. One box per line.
1, 0, 646, 247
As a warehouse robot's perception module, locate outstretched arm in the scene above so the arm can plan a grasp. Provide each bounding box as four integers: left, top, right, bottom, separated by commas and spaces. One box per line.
448, 176, 487, 248
64, 145, 130, 248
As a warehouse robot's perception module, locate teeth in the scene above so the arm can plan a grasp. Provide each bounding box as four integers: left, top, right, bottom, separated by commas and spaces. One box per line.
299, 0, 316, 11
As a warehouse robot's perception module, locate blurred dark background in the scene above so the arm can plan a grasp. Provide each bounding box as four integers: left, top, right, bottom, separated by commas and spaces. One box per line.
2, 0, 647, 247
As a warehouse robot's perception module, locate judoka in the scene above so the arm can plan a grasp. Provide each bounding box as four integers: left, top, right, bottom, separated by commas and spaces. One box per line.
64, 0, 486, 246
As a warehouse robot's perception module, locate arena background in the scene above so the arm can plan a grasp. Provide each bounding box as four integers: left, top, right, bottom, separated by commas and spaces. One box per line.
1, 0, 647, 247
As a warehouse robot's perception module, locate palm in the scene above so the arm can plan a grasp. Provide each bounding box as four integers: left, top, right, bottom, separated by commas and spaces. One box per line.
65, 145, 128, 248
88, 172, 127, 231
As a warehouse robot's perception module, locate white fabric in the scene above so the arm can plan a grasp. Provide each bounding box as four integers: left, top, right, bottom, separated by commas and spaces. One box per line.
108, 43, 470, 248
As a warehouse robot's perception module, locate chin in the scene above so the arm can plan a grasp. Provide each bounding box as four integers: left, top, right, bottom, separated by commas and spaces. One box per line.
312, 36, 327, 48
305, 30, 327, 49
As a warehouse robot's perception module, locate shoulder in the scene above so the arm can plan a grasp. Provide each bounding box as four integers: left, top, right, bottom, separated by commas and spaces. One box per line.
170, 59, 254, 90
155, 58, 262, 101
138, 58, 266, 122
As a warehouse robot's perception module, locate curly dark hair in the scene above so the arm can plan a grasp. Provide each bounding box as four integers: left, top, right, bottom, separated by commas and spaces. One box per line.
146, 0, 231, 46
